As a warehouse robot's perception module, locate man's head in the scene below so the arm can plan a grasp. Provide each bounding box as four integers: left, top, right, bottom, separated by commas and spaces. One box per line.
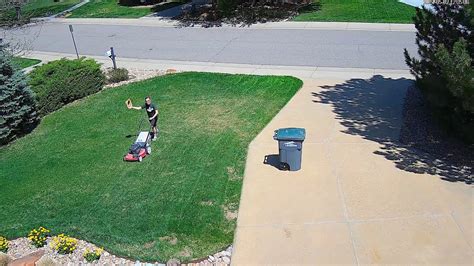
145, 96, 151, 105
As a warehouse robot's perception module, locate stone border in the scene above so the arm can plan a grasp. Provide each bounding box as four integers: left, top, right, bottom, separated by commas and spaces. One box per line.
3, 237, 232, 265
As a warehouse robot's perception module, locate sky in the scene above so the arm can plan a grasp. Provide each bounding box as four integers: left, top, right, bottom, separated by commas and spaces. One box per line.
399, 0, 425, 7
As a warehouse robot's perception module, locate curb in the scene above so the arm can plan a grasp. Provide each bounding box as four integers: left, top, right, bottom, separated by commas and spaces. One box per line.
36, 18, 416, 32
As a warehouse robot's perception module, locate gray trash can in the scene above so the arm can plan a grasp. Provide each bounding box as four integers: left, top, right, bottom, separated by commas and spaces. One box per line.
273, 127, 306, 171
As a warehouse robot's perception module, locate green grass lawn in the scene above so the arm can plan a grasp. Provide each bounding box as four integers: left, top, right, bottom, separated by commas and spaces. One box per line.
0, 0, 80, 21
69, 0, 154, 18
22, 0, 81, 17
12, 57, 41, 69
0, 72, 302, 262
295, 0, 417, 23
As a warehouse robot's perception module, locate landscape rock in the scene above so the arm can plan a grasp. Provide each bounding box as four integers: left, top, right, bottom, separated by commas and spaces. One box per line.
0, 252, 12, 266
199, 13, 209, 21
35, 255, 58, 266
166, 258, 180, 266
221, 251, 231, 257
9, 250, 45, 266
222, 256, 230, 264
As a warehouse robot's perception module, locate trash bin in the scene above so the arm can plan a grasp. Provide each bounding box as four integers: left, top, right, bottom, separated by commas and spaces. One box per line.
273, 127, 306, 171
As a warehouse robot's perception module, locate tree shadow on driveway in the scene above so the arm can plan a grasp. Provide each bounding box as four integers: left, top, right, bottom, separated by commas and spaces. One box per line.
312, 75, 473, 184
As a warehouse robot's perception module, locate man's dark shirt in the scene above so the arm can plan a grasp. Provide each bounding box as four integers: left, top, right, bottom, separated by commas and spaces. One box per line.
142, 103, 157, 118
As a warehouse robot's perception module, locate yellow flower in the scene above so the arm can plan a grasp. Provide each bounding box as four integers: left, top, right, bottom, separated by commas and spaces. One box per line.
0, 236, 9, 252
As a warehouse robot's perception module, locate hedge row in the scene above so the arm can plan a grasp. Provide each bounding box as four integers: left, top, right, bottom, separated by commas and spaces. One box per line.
29, 58, 106, 117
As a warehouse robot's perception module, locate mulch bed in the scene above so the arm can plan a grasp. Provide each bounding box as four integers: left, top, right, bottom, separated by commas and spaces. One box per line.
399, 86, 473, 183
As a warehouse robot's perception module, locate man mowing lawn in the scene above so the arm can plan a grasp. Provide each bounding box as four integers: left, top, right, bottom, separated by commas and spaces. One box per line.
128, 96, 159, 140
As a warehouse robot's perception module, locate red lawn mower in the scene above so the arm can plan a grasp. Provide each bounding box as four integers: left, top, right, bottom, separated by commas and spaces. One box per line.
123, 119, 153, 162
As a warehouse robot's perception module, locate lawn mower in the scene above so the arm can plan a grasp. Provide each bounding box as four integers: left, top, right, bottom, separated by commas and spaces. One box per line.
123, 119, 152, 162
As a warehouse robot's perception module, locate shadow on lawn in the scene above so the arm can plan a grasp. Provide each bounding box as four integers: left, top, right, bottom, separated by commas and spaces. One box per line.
168, 2, 318, 28
313, 75, 473, 184
298, 1, 322, 14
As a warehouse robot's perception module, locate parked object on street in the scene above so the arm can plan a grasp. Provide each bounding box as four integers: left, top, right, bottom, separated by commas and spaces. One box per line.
273, 127, 306, 171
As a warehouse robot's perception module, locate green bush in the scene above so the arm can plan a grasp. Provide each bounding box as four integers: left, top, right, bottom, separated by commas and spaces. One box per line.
107, 67, 129, 83
218, 0, 235, 16
29, 58, 106, 116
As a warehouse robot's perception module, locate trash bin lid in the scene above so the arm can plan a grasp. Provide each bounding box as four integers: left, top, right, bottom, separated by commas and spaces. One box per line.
273, 127, 306, 141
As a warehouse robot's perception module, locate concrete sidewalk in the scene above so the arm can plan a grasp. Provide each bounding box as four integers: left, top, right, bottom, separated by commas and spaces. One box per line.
36, 18, 416, 32
231, 78, 473, 264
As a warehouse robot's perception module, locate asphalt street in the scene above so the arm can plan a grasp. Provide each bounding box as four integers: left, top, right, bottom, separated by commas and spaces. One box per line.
4, 22, 417, 69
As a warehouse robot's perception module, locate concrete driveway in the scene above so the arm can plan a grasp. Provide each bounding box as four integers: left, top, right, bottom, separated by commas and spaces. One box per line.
232, 77, 473, 264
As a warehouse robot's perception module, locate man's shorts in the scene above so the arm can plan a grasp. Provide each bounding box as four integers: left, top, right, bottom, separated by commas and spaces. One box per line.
149, 118, 157, 127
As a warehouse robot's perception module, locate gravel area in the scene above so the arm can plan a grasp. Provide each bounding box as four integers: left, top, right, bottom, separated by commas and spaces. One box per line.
104, 68, 171, 89
4, 237, 232, 265
399, 86, 473, 183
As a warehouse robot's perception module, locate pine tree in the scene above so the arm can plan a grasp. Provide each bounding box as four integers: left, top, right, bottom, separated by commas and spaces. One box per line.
0, 44, 38, 145
404, 3, 474, 143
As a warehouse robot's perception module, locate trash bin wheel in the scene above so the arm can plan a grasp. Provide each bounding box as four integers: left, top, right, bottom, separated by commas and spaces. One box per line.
279, 163, 289, 171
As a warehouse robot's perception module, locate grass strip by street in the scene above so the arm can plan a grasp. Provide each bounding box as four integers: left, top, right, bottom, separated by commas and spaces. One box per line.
295, 0, 417, 23
12, 57, 41, 69
0, 72, 302, 262
0, 0, 80, 23
69, 0, 153, 18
